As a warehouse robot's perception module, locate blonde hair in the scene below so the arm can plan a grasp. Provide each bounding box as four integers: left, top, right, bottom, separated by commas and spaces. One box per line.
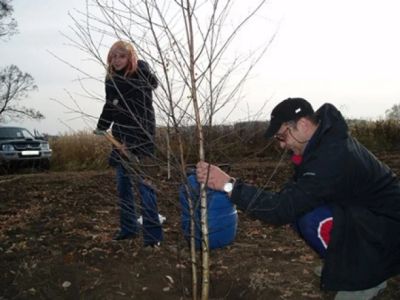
106, 40, 138, 77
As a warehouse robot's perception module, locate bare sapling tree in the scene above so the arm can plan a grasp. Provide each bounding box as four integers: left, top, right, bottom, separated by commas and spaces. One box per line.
62, 0, 272, 299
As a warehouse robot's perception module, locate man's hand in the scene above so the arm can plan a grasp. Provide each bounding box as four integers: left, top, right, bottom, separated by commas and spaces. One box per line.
93, 128, 106, 136
196, 161, 231, 191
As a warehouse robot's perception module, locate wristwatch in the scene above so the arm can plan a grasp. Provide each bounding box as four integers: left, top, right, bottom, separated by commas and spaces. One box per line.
223, 178, 235, 193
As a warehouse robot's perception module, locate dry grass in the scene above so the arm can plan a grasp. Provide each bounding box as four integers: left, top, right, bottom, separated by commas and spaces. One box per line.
48, 120, 400, 171
49, 131, 111, 171
349, 119, 400, 153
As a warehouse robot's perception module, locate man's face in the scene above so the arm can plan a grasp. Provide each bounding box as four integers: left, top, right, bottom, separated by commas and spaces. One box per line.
274, 120, 307, 155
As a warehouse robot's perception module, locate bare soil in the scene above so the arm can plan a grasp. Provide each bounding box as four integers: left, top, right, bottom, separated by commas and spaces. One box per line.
1, 156, 400, 300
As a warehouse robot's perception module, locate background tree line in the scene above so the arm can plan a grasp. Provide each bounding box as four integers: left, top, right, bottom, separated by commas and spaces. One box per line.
0, 0, 43, 123
47, 118, 400, 172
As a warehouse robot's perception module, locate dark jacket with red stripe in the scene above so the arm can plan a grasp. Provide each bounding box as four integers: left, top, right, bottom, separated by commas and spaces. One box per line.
231, 103, 400, 291
97, 60, 158, 163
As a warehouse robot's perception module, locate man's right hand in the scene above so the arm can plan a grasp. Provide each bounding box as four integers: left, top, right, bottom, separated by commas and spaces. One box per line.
93, 128, 106, 136
196, 161, 231, 192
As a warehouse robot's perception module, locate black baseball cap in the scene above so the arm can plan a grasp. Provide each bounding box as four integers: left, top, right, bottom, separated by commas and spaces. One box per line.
265, 98, 314, 138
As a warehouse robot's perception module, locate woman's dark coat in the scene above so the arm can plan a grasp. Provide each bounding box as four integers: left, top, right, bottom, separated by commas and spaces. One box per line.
97, 60, 158, 162
231, 103, 400, 291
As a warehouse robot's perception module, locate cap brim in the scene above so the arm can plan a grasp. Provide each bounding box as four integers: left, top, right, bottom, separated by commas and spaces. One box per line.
265, 119, 282, 139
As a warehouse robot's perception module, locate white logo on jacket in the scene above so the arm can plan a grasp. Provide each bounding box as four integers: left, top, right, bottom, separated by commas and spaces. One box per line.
302, 172, 316, 176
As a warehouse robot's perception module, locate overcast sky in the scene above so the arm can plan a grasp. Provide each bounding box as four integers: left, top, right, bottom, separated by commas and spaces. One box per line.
2, 0, 400, 135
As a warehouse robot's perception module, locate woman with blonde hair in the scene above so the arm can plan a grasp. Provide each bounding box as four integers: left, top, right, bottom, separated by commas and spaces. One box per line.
94, 40, 163, 246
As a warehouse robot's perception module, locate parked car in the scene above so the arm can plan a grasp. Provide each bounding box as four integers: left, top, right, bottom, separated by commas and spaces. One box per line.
0, 126, 52, 171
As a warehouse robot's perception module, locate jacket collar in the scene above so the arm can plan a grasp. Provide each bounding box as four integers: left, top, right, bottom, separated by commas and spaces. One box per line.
303, 103, 349, 158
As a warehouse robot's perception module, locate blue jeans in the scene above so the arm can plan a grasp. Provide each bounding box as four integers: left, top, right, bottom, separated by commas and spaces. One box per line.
292, 205, 333, 258
116, 164, 163, 246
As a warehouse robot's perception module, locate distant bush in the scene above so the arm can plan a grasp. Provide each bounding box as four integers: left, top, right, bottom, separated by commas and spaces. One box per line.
156, 121, 275, 164
349, 119, 400, 153
156, 119, 400, 161
48, 119, 400, 171
49, 131, 110, 171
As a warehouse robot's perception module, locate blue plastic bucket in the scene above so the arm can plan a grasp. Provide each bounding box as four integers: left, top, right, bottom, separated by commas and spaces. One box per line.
179, 174, 238, 249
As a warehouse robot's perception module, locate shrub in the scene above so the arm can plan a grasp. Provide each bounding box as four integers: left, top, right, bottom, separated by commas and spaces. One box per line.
349, 119, 400, 153
49, 131, 110, 171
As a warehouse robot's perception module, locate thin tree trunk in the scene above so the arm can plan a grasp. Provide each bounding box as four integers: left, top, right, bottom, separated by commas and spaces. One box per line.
177, 136, 198, 300
166, 123, 171, 180
182, 1, 210, 299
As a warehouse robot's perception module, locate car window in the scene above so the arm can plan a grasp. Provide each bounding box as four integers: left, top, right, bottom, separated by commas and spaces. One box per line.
0, 128, 35, 139
21, 128, 35, 139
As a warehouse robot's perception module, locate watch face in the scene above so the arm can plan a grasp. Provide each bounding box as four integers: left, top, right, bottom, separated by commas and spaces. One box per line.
223, 182, 233, 193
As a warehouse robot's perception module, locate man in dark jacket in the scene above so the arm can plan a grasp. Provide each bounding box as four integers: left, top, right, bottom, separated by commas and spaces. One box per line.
196, 98, 400, 299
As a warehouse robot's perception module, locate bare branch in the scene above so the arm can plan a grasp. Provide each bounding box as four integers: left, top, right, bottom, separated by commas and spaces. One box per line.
0, 65, 41, 121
